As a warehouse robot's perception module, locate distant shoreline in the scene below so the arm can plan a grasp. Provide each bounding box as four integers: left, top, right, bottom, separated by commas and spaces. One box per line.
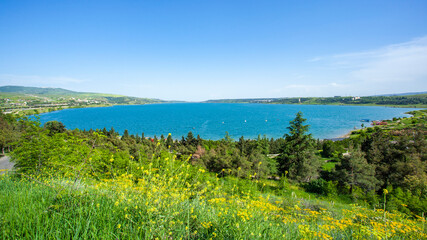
323, 131, 352, 141
12, 103, 419, 142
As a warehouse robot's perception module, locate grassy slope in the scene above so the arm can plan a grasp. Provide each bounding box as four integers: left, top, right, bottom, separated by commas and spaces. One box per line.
318, 109, 427, 172
1, 106, 426, 239
1, 147, 426, 239
347, 109, 427, 139
0, 86, 166, 116
0, 85, 164, 101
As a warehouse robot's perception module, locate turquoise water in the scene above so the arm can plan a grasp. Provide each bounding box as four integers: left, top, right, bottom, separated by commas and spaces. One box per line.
38, 103, 419, 140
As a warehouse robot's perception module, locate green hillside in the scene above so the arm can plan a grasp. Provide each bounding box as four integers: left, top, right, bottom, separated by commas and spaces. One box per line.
0, 85, 166, 115
0, 86, 80, 95
206, 93, 427, 108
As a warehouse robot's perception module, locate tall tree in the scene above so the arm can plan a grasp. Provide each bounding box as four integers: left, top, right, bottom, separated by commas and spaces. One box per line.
160, 134, 165, 142
278, 112, 320, 182
256, 135, 270, 155
108, 127, 116, 137
166, 133, 173, 149
186, 131, 195, 146
237, 136, 247, 155
335, 145, 378, 194
102, 127, 108, 135
122, 129, 130, 139
0, 114, 16, 154
43, 121, 66, 136
321, 140, 335, 158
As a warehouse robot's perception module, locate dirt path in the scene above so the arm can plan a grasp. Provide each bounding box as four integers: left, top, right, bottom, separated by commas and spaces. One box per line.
0, 156, 14, 175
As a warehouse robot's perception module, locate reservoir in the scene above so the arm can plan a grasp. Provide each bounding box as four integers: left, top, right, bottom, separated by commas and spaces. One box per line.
38, 103, 419, 140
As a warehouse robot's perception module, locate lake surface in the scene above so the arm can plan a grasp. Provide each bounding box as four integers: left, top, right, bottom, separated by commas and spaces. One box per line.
38, 103, 419, 140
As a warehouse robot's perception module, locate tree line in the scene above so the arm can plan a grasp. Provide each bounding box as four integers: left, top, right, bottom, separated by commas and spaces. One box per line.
1, 110, 426, 216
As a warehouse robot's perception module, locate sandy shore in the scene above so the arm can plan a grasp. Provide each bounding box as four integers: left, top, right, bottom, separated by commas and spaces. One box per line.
338, 131, 352, 139
324, 130, 353, 141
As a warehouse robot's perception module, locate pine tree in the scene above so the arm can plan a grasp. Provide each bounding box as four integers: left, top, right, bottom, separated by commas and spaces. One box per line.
160, 134, 165, 142
43, 121, 66, 136
278, 112, 320, 182
108, 127, 116, 137
123, 129, 130, 139
238, 136, 246, 155
135, 134, 141, 143
335, 145, 378, 194
186, 131, 195, 146
166, 134, 173, 149
256, 135, 269, 155
196, 134, 202, 146
321, 140, 334, 158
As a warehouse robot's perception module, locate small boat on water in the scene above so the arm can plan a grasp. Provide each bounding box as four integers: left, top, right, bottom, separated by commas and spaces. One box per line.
360, 119, 370, 122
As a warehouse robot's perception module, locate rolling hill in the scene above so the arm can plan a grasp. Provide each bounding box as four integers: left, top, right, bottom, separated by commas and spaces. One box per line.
0, 86, 167, 114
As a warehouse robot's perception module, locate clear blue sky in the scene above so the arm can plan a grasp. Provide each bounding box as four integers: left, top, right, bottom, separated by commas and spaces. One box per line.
1, 0, 426, 101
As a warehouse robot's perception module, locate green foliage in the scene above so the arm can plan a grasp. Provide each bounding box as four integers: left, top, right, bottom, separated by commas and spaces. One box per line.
303, 178, 338, 197
2, 110, 427, 239
43, 121, 66, 136
278, 112, 320, 182
3, 109, 427, 219
335, 145, 379, 194
0, 113, 19, 154
205, 93, 427, 107
321, 140, 334, 158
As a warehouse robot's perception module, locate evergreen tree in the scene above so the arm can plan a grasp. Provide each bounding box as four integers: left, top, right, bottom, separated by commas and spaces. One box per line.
256, 135, 270, 155
196, 134, 202, 146
335, 145, 378, 194
269, 137, 285, 154
109, 127, 116, 137
186, 131, 195, 146
278, 112, 320, 182
0, 114, 17, 154
237, 136, 246, 156
43, 121, 66, 136
166, 134, 173, 149
222, 132, 233, 145
122, 129, 130, 139
321, 140, 335, 158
